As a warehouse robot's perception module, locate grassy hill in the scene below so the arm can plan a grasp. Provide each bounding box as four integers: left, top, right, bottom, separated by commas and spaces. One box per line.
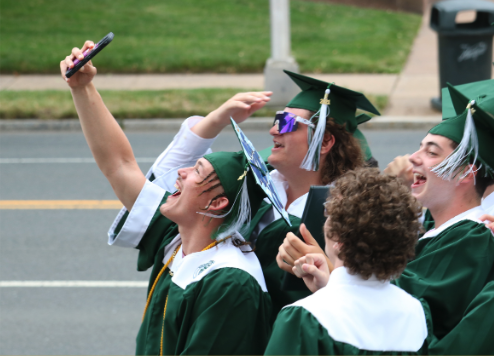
0, 0, 421, 74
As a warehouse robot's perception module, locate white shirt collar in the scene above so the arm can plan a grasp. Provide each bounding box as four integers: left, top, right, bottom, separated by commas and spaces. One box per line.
481, 191, 494, 213
329, 266, 386, 288
420, 205, 487, 240
268, 170, 309, 219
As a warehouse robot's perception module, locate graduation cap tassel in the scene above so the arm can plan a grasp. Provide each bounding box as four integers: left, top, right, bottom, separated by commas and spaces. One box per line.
300, 88, 330, 171
431, 101, 479, 180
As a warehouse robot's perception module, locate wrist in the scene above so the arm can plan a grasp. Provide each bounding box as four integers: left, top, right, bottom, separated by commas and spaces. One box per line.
205, 109, 229, 128
70, 82, 96, 96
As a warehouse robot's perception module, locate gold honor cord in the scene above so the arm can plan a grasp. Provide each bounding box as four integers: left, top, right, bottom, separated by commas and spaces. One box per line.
140, 236, 232, 356
141, 245, 181, 323
160, 295, 169, 356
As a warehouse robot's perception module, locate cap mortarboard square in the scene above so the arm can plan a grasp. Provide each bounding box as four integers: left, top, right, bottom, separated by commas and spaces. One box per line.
441, 79, 494, 119
284, 70, 380, 133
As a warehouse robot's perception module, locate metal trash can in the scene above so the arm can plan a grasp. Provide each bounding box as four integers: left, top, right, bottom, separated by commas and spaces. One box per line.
430, 0, 494, 111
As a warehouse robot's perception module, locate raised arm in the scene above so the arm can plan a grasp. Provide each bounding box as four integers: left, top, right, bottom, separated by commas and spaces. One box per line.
191, 91, 272, 138
60, 41, 145, 211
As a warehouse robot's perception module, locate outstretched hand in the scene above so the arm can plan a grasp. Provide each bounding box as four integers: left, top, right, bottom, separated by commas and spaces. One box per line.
276, 223, 333, 275
60, 40, 97, 89
383, 154, 413, 188
292, 253, 330, 293
208, 91, 272, 124
191, 91, 272, 139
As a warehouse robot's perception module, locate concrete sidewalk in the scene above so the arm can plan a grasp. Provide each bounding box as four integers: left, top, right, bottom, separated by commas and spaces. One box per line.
0, 73, 397, 96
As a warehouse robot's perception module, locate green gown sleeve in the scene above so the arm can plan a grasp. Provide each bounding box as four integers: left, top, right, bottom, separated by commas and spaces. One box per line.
112, 192, 179, 273
394, 220, 494, 339
428, 281, 494, 355
265, 306, 334, 355
255, 215, 311, 322
178, 268, 272, 355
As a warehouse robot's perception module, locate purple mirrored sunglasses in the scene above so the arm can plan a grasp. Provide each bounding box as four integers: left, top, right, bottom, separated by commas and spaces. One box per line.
273, 111, 315, 134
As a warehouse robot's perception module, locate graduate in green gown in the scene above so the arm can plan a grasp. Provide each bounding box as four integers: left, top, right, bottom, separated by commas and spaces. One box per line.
106, 71, 381, 321
263, 72, 380, 317
392, 81, 494, 353
265, 169, 432, 355
61, 43, 272, 355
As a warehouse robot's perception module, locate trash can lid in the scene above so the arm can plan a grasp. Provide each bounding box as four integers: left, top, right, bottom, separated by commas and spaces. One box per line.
431, 0, 494, 34
434, 0, 494, 14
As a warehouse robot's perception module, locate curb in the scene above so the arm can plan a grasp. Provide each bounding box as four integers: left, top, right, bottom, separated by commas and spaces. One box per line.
0, 116, 442, 132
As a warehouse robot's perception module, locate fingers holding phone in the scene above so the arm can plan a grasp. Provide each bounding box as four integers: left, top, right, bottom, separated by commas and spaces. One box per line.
60, 33, 114, 88
60, 40, 97, 88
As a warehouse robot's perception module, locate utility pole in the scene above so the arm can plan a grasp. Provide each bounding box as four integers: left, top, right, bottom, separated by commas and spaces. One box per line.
264, 0, 300, 107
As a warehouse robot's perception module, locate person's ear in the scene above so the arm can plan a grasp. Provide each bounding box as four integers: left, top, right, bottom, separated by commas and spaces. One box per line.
207, 196, 229, 211
457, 164, 478, 186
333, 242, 343, 252
320, 132, 335, 155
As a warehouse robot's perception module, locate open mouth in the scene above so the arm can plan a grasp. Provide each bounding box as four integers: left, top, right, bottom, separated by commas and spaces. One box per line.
273, 141, 284, 149
171, 182, 182, 197
412, 173, 427, 188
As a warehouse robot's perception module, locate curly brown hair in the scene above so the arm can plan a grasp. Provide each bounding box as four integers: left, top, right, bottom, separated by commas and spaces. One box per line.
324, 168, 422, 281
320, 119, 364, 185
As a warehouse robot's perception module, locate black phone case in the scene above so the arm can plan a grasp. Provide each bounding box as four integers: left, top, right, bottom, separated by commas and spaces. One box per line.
281, 186, 330, 291
65, 32, 114, 78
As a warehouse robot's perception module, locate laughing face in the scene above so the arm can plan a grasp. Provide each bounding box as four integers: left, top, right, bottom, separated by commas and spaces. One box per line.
159, 158, 226, 225
267, 107, 311, 174
409, 134, 457, 210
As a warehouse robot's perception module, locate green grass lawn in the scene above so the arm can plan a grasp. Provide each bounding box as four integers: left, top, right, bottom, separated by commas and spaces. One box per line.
0, 89, 388, 119
0, 0, 421, 74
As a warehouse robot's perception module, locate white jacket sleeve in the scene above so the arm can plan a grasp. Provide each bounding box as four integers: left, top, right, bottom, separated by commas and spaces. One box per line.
108, 116, 218, 248
148, 116, 217, 180
108, 180, 166, 247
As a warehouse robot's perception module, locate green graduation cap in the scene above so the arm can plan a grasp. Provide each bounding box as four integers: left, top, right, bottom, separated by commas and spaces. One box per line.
285, 70, 380, 132
284, 70, 380, 170
441, 79, 494, 119
430, 80, 494, 180
201, 151, 266, 240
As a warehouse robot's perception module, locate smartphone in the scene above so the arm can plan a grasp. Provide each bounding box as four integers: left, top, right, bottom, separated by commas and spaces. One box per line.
65, 32, 114, 78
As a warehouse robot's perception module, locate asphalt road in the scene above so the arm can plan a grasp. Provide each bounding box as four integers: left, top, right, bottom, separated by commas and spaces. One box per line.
0, 128, 428, 355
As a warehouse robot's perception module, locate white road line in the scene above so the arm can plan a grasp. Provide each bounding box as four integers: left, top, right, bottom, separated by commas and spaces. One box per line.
0, 281, 148, 287
0, 158, 156, 163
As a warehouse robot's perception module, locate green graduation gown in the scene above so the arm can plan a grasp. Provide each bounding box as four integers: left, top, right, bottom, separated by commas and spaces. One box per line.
111, 185, 272, 355
265, 267, 432, 355
394, 206, 494, 344
249, 201, 310, 322
428, 280, 494, 355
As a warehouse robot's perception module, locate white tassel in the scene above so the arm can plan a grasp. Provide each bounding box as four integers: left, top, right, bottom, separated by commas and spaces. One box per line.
300, 88, 330, 171
196, 172, 252, 241
431, 102, 479, 181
